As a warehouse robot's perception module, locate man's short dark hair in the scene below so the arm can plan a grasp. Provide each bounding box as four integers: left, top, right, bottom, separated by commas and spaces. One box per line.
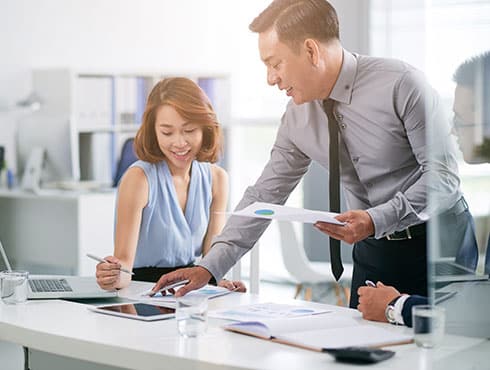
249, 0, 339, 51
454, 51, 490, 158
453, 51, 490, 88
453, 51, 490, 122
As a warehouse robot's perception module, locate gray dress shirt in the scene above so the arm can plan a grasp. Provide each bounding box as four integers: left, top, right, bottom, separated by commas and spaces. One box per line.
199, 49, 462, 281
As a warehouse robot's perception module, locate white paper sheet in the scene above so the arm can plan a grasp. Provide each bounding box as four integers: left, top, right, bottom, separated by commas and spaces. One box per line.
130, 285, 236, 305
227, 202, 344, 225
209, 302, 331, 321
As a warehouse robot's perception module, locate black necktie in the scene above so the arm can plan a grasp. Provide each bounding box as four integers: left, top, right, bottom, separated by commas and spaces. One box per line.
323, 99, 343, 281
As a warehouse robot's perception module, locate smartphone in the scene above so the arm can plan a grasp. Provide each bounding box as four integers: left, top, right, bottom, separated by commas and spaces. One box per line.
90, 303, 176, 321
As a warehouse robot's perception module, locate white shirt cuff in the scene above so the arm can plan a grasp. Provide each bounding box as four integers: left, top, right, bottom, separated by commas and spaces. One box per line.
394, 294, 410, 325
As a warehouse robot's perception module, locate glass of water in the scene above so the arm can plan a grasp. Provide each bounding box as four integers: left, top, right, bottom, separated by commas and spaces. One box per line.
412, 305, 445, 348
176, 295, 208, 337
0, 270, 29, 305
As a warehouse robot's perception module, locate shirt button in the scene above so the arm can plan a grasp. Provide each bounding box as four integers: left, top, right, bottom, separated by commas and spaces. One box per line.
341, 123, 346, 129
336, 114, 343, 122
353, 156, 359, 163
366, 182, 373, 188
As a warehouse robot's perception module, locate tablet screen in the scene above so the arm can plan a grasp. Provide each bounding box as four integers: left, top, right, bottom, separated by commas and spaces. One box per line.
93, 303, 175, 321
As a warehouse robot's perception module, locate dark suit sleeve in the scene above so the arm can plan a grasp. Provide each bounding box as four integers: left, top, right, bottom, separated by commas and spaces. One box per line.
401, 295, 428, 327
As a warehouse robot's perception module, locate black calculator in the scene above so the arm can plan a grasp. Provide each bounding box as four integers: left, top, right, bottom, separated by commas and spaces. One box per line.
324, 347, 395, 364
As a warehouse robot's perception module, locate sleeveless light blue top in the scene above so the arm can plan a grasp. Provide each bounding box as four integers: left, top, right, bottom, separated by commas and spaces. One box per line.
127, 160, 212, 268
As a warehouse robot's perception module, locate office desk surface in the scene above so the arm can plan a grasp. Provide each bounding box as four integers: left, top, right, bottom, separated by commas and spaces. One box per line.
0, 282, 488, 370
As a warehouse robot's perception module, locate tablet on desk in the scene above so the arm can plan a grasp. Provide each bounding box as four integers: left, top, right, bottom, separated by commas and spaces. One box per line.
90, 303, 176, 321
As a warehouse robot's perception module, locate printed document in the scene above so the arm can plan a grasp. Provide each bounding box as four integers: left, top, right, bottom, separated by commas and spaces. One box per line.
209, 302, 331, 321
227, 202, 344, 225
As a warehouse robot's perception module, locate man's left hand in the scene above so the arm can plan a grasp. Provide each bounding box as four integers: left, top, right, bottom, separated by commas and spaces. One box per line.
314, 210, 374, 244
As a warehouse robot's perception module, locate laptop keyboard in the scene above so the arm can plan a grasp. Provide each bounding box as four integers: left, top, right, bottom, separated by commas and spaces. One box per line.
29, 279, 73, 293
435, 262, 470, 275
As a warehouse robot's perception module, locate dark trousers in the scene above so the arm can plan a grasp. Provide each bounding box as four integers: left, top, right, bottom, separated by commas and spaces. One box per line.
349, 205, 477, 308
350, 234, 428, 308
132, 264, 217, 285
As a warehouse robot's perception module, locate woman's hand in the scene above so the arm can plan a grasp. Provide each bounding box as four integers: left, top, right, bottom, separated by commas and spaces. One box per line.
95, 255, 122, 291
218, 279, 247, 292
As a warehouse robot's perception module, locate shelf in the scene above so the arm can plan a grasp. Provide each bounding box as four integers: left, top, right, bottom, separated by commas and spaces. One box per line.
77, 124, 141, 134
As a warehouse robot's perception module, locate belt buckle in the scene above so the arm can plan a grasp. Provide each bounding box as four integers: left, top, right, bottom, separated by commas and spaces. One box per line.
386, 227, 412, 241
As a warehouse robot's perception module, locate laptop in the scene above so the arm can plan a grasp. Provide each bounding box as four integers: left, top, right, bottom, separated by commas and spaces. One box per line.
434, 257, 488, 283
27, 275, 117, 299
1, 240, 117, 299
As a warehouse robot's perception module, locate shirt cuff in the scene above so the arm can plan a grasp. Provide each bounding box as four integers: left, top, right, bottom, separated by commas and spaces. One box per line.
394, 294, 410, 325
366, 202, 398, 238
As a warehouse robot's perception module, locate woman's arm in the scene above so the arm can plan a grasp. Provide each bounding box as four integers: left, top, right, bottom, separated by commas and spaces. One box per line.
96, 166, 148, 290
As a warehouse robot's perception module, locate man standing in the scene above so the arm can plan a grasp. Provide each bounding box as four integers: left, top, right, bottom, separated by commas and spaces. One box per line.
153, 0, 476, 308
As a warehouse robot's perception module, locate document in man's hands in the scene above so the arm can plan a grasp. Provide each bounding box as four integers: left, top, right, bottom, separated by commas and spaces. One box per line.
224, 315, 413, 352
228, 202, 344, 225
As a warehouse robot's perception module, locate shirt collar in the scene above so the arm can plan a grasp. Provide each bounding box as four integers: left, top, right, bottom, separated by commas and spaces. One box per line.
328, 49, 357, 105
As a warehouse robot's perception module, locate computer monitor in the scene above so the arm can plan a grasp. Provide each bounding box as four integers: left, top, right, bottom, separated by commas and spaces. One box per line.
16, 113, 79, 185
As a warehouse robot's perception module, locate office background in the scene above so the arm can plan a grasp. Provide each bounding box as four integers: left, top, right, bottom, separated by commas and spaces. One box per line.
1, 1, 490, 369
0, 0, 371, 281
1, 0, 489, 288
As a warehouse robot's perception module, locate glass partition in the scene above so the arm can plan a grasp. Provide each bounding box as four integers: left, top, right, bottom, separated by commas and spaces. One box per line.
424, 2, 490, 340
371, 0, 490, 345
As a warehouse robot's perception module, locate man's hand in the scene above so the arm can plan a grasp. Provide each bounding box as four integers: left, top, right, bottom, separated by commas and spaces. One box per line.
314, 210, 374, 244
218, 279, 247, 292
357, 281, 401, 322
152, 266, 212, 297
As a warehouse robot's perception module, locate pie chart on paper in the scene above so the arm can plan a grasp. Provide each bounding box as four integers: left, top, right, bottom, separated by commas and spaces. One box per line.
254, 209, 275, 216
229, 201, 345, 225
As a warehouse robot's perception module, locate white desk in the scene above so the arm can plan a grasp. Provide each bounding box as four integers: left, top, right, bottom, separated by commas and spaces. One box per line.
0, 189, 116, 275
0, 282, 488, 370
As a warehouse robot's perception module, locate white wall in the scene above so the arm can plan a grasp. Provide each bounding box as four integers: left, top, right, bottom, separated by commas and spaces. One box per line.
0, 0, 239, 105
0, 0, 367, 175
0, 0, 244, 170
0, 0, 368, 112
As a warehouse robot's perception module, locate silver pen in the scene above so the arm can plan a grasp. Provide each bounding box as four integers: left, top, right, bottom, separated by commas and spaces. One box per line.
365, 280, 376, 287
86, 253, 134, 275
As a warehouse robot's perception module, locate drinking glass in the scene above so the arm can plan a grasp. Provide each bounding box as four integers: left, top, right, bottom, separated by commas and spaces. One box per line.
0, 270, 29, 305
412, 305, 445, 348
176, 295, 208, 337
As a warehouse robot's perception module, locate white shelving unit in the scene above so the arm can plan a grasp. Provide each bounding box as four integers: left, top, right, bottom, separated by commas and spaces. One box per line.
30, 68, 231, 185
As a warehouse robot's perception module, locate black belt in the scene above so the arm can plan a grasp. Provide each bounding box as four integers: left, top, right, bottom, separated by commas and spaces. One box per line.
384, 223, 426, 241
382, 197, 468, 241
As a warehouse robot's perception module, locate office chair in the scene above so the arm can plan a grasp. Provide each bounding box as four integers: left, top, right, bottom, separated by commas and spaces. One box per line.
113, 138, 138, 187
277, 221, 353, 306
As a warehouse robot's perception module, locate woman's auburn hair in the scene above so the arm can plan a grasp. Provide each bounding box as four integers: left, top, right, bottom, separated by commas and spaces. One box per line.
134, 77, 223, 163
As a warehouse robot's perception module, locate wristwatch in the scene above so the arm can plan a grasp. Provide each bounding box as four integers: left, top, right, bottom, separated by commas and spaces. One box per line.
384, 295, 402, 324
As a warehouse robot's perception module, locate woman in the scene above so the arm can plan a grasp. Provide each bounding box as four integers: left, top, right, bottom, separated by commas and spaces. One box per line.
96, 77, 245, 292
